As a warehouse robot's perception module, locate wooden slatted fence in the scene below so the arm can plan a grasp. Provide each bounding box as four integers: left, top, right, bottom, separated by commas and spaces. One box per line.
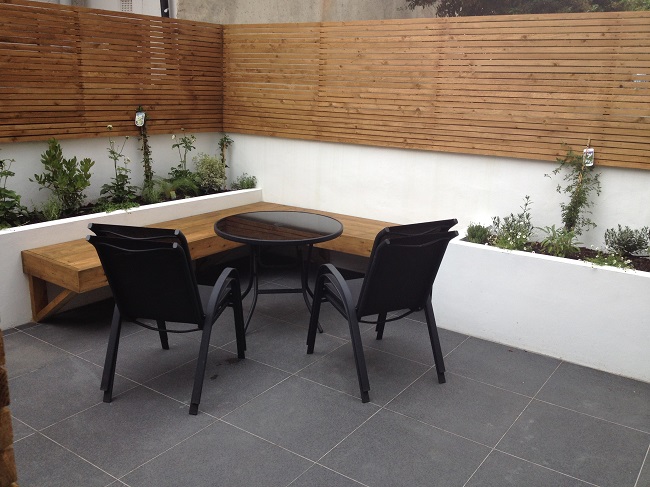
224, 13, 650, 170
0, 0, 223, 141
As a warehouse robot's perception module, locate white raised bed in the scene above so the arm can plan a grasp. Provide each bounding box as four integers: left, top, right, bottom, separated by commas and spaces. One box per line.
434, 238, 650, 383
0, 188, 263, 329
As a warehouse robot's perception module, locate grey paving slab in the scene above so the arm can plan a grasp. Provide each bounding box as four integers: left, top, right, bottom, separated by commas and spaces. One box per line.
444, 337, 561, 396
637, 451, 650, 487
498, 400, 650, 487
360, 317, 468, 366
290, 464, 367, 486
321, 408, 490, 487
466, 450, 594, 486
144, 348, 290, 418
224, 376, 380, 461
41, 386, 214, 478
389, 370, 531, 447
4, 331, 71, 379
299, 341, 431, 406
14, 433, 116, 487
537, 361, 650, 433
122, 419, 312, 487
79, 328, 211, 384
9, 417, 35, 442
223, 319, 347, 374
9, 354, 135, 430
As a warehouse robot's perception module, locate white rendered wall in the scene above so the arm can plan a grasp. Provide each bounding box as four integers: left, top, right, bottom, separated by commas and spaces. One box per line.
230, 134, 650, 249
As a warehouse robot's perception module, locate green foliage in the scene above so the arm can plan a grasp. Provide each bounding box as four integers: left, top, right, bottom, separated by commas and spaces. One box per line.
99, 131, 139, 208
38, 198, 64, 222
585, 251, 633, 269
31, 138, 94, 216
491, 196, 534, 251
194, 153, 226, 194
538, 225, 581, 258
0, 152, 28, 229
231, 173, 257, 190
465, 222, 491, 244
137, 109, 155, 197
547, 148, 601, 236
218, 134, 233, 167
171, 131, 196, 172
404, 0, 649, 15
604, 225, 650, 256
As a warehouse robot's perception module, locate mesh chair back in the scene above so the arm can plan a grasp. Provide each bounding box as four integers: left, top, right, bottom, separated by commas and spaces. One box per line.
371, 218, 457, 249
355, 230, 457, 318
87, 235, 205, 326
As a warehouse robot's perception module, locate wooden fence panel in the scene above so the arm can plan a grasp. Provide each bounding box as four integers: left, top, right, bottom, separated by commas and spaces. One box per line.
224, 13, 650, 170
0, 0, 223, 142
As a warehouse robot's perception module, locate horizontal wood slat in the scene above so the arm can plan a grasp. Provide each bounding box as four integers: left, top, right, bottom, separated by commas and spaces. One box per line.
0, 0, 223, 142
0, 2, 648, 170
224, 12, 650, 170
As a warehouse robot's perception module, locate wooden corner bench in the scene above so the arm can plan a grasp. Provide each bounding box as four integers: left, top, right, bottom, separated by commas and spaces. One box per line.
21, 202, 394, 322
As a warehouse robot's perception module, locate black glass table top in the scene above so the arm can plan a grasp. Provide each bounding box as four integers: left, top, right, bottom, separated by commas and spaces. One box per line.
214, 211, 343, 246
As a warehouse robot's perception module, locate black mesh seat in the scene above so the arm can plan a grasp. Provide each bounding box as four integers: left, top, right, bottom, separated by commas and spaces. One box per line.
306, 219, 458, 403
87, 231, 246, 415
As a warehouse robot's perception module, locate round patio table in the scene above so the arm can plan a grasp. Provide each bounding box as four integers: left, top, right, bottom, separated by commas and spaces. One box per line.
215, 211, 343, 330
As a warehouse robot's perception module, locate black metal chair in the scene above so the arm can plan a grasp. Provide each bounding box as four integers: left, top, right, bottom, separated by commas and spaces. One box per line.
87, 233, 246, 415
307, 220, 458, 403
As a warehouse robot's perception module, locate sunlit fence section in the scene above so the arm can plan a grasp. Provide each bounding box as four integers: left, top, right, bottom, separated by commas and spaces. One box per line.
0, 0, 223, 142
225, 13, 650, 170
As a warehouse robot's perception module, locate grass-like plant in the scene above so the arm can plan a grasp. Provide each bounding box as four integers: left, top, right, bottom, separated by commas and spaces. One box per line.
465, 222, 491, 244
538, 224, 581, 258
231, 173, 257, 190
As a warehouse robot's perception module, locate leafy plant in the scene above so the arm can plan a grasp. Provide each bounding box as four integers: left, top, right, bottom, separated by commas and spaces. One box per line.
31, 138, 94, 217
137, 107, 155, 201
585, 251, 633, 269
231, 173, 257, 190
98, 128, 139, 211
0, 151, 28, 229
171, 130, 196, 173
491, 196, 534, 251
604, 225, 650, 256
547, 148, 601, 235
194, 152, 226, 194
465, 222, 491, 244
538, 225, 581, 258
37, 198, 64, 222
218, 133, 233, 167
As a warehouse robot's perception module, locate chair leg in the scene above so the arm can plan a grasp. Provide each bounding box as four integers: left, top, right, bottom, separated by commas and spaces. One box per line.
306, 286, 323, 353
375, 312, 388, 340
424, 299, 446, 384
232, 289, 247, 359
189, 321, 215, 415
156, 320, 170, 350
348, 314, 370, 403
101, 305, 122, 403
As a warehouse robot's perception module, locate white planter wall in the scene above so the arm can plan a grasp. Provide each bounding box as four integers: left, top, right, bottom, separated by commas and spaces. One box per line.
0, 189, 262, 329
434, 240, 650, 383
230, 134, 650, 249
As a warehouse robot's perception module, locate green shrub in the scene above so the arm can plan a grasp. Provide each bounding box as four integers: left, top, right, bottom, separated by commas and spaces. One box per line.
538, 225, 581, 258
0, 152, 28, 229
465, 222, 491, 244
491, 196, 534, 251
604, 225, 649, 256
194, 152, 226, 194
98, 131, 139, 209
31, 138, 94, 216
231, 173, 257, 190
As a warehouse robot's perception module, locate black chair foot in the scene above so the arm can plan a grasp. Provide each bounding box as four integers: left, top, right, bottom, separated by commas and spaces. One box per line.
189, 403, 199, 415
102, 391, 113, 403
361, 391, 370, 403
437, 371, 446, 384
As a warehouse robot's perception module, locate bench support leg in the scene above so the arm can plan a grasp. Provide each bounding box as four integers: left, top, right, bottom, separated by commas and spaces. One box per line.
27, 276, 77, 322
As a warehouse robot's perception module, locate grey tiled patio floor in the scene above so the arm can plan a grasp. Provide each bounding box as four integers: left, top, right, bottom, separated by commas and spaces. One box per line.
5, 262, 650, 487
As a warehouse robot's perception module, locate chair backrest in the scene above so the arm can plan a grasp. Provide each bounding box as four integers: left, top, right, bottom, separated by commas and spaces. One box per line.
88, 223, 192, 266
87, 235, 205, 326
355, 229, 458, 319
370, 218, 457, 249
